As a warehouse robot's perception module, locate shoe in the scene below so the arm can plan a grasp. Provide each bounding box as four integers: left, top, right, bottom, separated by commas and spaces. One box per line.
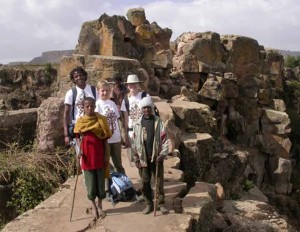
159, 205, 169, 215
143, 205, 154, 215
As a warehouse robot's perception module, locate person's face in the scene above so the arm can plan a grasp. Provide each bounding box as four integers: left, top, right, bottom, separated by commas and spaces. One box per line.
114, 81, 121, 88
142, 106, 152, 118
127, 83, 138, 93
73, 72, 86, 88
99, 87, 110, 100
83, 100, 95, 116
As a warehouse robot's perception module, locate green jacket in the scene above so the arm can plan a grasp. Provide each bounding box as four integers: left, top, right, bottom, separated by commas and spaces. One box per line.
132, 115, 168, 167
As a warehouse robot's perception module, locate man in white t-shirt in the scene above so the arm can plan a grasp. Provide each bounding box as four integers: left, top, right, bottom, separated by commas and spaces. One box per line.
63, 67, 98, 148
120, 74, 150, 162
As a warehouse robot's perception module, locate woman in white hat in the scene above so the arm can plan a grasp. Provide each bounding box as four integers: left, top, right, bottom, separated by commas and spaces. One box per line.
120, 74, 150, 158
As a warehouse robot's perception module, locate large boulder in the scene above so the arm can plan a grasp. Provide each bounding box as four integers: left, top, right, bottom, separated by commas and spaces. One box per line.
173, 32, 225, 74
261, 108, 291, 135
170, 98, 217, 134
126, 7, 147, 27
183, 182, 218, 231
179, 132, 215, 185
36, 97, 64, 152
206, 148, 249, 198
221, 35, 261, 77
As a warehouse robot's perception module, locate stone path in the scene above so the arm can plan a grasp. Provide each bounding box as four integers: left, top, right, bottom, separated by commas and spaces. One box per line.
2, 149, 192, 232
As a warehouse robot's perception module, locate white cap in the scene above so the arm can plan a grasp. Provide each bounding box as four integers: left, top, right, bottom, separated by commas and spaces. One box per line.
139, 96, 153, 109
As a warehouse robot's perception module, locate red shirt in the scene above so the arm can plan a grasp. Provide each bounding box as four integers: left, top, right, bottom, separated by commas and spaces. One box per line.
80, 131, 105, 170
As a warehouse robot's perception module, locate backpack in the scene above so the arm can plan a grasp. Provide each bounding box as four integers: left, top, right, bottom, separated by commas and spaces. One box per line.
108, 172, 137, 205
67, 86, 97, 139
124, 91, 160, 116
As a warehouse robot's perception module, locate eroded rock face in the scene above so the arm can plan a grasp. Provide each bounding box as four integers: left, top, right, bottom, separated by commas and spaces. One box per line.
0, 108, 37, 148
74, 8, 174, 97
36, 97, 65, 152
0, 66, 58, 110
170, 31, 294, 198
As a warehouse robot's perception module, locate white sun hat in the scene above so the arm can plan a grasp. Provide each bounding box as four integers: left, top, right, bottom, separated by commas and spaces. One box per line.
125, 74, 142, 84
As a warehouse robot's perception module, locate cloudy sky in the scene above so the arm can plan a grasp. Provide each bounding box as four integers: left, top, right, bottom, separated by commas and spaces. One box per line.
1, 0, 299, 64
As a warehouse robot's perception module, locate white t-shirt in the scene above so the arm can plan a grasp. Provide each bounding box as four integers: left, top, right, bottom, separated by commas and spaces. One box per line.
64, 84, 98, 123
120, 92, 150, 131
95, 99, 121, 144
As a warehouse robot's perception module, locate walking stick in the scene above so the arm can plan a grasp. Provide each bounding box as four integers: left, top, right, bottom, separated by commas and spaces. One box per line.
153, 162, 159, 216
70, 158, 80, 222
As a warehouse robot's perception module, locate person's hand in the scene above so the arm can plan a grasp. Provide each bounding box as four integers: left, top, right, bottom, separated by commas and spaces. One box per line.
64, 136, 70, 146
104, 156, 108, 166
135, 160, 141, 169
77, 150, 83, 160
156, 154, 165, 164
125, 136, 131, 148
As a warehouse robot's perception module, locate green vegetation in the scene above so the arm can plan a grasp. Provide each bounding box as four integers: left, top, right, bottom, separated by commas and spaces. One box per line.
284, 55, 300, 68
243, 179, 254, 192
284, 81, 300, 152
283, 78, 300, 199
230, 192, 240, 200
0, 142, 76, 224
43, 63, 53, 85
284, 80, 300, 107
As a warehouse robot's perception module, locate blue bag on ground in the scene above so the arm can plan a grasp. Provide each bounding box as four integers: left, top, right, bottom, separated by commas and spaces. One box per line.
109, 172, 136, 204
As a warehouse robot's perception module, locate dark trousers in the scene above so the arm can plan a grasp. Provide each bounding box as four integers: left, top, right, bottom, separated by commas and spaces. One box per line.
84, 169, 105, 201
109, 142, 125, 174
140, 160, 165, 206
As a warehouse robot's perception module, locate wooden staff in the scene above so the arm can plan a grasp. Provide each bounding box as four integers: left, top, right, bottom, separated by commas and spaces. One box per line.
153, 163, 159, 216
69, 158, 80, 222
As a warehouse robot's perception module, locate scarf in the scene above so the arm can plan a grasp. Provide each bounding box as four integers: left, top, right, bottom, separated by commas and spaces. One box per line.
74, 112, 112, 140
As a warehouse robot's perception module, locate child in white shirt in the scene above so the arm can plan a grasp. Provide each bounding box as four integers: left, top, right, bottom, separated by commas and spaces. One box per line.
95, 80, 125, 175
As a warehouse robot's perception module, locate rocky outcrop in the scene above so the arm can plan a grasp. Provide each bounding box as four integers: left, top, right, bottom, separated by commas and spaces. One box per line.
0, 65, 58, 110
74, 8, 173, 96
36, 97, 65, 152
171, 31, 293, 198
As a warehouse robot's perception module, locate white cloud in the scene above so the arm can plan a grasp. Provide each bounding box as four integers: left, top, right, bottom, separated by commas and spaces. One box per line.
0, 0, 299, 64
144, 0, 300, 49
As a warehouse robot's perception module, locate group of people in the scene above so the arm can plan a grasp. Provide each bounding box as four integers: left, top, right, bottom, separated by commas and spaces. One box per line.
63, 67, 169, 218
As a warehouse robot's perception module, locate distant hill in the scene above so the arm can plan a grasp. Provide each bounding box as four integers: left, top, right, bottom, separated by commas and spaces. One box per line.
278, 50, 300, 58
29, 50, 74, 65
